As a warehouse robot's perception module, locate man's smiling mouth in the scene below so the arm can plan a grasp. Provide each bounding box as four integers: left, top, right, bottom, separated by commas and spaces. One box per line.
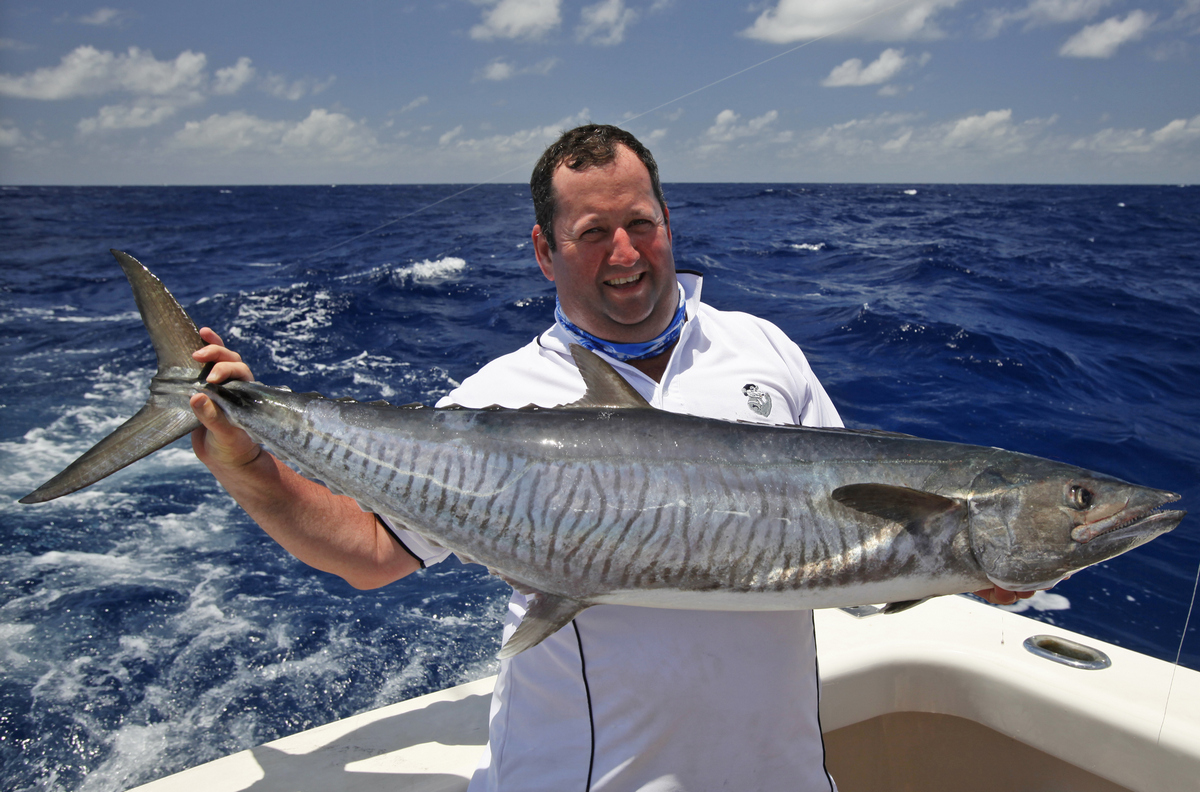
606, 274, 642, 287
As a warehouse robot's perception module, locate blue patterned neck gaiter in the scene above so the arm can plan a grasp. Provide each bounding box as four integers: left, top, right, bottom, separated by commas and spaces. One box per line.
555, 282, 687, 362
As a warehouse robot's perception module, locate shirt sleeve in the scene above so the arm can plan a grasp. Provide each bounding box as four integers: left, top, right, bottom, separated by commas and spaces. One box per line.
376, 513, 453, 567
747, 313, 844, 429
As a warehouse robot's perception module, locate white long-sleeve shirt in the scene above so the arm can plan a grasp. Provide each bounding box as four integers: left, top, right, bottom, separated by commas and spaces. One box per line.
396, 272, 842, 791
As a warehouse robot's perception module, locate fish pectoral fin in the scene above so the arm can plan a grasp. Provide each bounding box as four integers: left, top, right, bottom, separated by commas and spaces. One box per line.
831, 484, 963, 529
498, 592, 589, 659
558, 345, 654, 410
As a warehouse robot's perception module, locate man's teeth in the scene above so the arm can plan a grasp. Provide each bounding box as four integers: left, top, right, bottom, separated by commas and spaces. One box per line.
607, 274, 641, 286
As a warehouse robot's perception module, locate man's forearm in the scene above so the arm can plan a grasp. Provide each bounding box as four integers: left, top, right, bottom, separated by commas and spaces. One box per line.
208, 448, 421, 589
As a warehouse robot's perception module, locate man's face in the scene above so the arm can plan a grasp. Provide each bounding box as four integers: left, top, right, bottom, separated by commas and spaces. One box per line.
532, 145, 676, 344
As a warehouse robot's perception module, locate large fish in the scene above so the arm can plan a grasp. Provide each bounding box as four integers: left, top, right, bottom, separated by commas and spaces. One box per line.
22, 251, 1186, 657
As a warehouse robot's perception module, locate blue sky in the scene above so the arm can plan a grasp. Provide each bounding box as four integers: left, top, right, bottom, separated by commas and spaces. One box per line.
1, 1, 1197, 184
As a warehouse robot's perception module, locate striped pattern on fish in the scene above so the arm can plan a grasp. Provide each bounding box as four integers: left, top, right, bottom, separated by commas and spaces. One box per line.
223, 384, 985, 602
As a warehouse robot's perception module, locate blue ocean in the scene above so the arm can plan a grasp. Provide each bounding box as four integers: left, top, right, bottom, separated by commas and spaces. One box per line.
2, 183, 1198, 791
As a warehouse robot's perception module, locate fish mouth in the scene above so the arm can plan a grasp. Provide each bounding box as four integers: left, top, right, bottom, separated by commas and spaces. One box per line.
1071, 493, 1185, 544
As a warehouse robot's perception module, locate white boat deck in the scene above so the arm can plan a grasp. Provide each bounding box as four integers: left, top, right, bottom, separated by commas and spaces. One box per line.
128, 596, 1200, 792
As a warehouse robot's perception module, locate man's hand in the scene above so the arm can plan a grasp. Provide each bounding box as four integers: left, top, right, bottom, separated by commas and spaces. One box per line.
973, 586, 1038, 605
189, 327, 261, 472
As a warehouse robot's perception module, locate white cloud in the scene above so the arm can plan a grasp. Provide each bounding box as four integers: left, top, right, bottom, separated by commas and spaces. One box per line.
438, 109, 592, 156
1019, 0, 1113, 24
78, 8, 128, 26
1173, 0, 1200, 22
1151, 116, 1200, 145
1148, 39, 1188, 61
577, 0, 638, 45
77, 101, 184, 134
174, 111, 288, 151
943, 108, 1016, 146
213, 57, 255, 95
0, 47, 318, 121
742, 0, 962, 43
480, 60, 516, 81
1060, 10, 1156, 58
881, 128, 913, 151
0, 46, 327, 140
400, 96, 429, 113
788, 108, 1058, 163
1070, 115, 1200, 152
756, 109, 1073, 182
983, 0, 1114, 36
704, 109, 780, 143
823, 48, 909, 86
800, 112, 921, 157
470, 0, 562, 40
261, 73, 334, 101
280, 109, 374, 157
476, 57, 558, 81
173, 108, 376, 159
0, 46, 206, 100
0, 124, 22, 146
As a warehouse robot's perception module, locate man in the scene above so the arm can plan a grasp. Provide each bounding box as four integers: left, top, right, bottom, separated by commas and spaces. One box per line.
190, 124, 1028, 790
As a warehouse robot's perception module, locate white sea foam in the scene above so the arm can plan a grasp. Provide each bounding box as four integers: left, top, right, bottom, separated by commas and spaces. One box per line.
391, 256, 467, 283
790, 243, 826, 252
0, 306, 140, 324
0, 624, 36, 670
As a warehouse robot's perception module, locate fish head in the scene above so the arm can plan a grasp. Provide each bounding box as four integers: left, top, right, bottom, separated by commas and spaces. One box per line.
966, 460, 1184, 591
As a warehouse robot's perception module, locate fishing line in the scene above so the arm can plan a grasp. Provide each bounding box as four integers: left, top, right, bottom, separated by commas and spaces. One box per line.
1157, 547, 1200, 744
299, 0, 920, 262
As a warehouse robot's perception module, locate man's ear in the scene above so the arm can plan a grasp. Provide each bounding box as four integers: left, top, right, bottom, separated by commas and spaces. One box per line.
532, 225, 555, 281
663, 204, 671, 244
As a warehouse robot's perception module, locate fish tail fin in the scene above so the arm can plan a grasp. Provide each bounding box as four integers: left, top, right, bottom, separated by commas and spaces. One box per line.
20, 251, 208, 504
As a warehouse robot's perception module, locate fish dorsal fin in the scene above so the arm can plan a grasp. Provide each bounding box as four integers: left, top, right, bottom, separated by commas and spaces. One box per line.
832, 484, 963, 529
560, 344, 653, 410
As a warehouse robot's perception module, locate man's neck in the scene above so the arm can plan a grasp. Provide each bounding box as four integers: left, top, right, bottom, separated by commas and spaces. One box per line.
625, 344, 674, 383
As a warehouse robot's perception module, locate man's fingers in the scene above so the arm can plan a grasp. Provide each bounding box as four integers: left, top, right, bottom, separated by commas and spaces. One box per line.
198, 327, 225, 347
205, 360, 253, 384
190, 392, 261, 469
192, 328, 255, 382
973, 586, 1038, 605
190, 392, 228, 431
193, 344, 243, 364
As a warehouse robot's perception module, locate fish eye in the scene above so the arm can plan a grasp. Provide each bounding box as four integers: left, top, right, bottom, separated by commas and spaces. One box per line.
1069, 485, 1093, 510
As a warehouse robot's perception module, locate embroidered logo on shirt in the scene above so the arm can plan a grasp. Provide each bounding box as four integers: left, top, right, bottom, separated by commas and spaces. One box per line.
742, 384, 772, 417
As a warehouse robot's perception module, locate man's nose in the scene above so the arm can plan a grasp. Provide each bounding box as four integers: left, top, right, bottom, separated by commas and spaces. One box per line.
610, 228, 638, 265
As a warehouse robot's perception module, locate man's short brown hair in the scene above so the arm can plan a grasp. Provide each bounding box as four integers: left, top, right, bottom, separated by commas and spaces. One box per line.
530, 124, 666, 251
